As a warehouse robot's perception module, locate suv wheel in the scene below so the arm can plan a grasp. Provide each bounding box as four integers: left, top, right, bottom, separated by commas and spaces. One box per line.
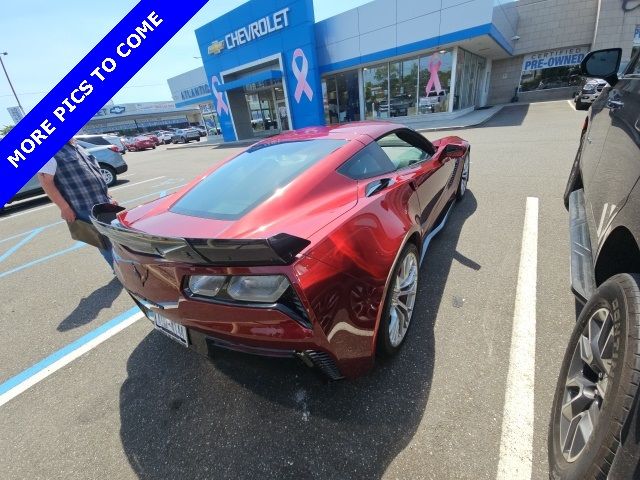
377, 244, 419, 357
99, 164, 117, 187
548, 273, 640, 479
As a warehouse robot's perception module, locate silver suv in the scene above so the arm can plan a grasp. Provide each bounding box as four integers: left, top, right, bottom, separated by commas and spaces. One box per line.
574, 78, 607, 110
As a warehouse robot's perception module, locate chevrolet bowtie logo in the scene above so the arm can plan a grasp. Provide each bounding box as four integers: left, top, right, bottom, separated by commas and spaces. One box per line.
208, 40, 225, 55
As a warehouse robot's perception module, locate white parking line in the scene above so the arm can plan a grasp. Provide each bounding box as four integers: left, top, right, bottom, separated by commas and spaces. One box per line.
566, 100, 576, 111
0, 176, 166, 223
496, 197, 538, 480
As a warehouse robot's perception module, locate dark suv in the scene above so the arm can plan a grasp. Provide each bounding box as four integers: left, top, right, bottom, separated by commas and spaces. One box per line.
549, 48, 640, 479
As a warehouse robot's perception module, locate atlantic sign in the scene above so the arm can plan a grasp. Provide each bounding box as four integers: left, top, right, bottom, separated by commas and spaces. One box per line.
522, 46, 588, 72
207, 7, 290, 55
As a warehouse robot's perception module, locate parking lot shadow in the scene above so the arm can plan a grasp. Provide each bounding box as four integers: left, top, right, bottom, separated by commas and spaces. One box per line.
479, 104, 529, 128
57, 278, 123, 332
119, 192, 477, 480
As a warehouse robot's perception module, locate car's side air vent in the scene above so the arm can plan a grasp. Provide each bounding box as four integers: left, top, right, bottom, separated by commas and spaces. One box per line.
304, 351, 344, 380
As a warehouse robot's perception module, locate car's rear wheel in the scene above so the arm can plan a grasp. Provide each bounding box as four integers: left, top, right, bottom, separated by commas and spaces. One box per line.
548, 273, 640, 480
99, 164, 117, 187
456, 154, 470, 201
377, 244, 419, 357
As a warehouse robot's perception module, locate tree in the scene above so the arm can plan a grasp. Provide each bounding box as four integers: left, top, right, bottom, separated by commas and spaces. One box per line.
0, 124, 14, 136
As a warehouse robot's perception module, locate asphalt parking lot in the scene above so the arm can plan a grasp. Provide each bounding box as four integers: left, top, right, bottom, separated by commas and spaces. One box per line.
0, 100, 585, 480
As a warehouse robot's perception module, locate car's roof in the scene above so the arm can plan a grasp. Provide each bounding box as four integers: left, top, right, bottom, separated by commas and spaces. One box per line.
252, 121, 400, 146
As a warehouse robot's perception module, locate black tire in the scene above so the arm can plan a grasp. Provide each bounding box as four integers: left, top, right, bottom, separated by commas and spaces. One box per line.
548, 274, 640, 480
152, 145, 156, 149
456, 153, 470, 201
377, 243, 420, 357
181, 137, 187, 144
99, 164, 117, 187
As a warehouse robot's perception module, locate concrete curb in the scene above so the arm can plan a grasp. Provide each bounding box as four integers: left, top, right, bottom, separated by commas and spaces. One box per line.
415, 105, 504, 133
165, 139, 223, 151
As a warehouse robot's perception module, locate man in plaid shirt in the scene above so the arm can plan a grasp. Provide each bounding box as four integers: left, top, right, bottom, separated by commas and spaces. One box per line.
38, 139, 117, 267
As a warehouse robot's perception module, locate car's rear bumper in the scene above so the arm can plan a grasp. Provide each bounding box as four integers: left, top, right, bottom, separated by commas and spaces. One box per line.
112, 252, 375, 379
114, 163, 128, 174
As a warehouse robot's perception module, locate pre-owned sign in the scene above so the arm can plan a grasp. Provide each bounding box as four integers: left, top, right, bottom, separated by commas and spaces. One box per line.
522, 46, 588, 72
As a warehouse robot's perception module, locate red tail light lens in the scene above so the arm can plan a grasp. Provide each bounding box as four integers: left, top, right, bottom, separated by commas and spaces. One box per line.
109, 145, 119, 152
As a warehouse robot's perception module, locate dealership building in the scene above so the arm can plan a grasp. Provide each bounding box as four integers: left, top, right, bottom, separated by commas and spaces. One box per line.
172, 0, 640, 142
83, 100, 202, 135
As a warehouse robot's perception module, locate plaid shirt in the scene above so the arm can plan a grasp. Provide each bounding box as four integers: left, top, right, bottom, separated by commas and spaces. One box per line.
53, 144, 109, 214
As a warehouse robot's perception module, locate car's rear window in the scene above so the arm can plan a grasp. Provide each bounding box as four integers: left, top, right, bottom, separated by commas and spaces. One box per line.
170, 139, 347, 220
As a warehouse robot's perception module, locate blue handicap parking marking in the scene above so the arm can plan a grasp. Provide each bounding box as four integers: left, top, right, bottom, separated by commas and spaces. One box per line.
0, 227, 45, 264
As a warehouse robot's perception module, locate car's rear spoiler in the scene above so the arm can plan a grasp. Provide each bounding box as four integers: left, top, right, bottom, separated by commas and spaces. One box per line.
90, 203, 310, 266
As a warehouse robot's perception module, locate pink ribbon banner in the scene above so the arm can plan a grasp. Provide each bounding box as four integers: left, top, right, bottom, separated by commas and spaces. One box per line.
211, 75, 230, 115
292, 48, 313, 103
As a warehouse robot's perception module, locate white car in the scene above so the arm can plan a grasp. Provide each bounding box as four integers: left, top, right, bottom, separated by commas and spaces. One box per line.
574, 78, 608, 110
155, 131, 173, 144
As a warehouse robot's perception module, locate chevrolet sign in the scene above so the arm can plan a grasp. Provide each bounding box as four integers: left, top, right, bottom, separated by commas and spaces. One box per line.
208, 7, 290, 55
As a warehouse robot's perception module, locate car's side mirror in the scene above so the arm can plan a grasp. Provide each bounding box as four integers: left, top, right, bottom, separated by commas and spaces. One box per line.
444, 144, 466, 159
580, 48, 622, 87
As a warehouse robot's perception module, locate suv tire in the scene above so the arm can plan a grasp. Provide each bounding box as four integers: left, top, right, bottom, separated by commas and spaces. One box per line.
548, 273, 640, 480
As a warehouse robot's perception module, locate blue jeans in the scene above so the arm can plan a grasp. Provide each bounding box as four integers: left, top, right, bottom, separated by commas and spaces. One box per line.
76, 210, 114, 268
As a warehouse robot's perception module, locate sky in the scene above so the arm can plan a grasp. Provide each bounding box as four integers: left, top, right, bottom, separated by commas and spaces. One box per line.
0, 0, 373, 127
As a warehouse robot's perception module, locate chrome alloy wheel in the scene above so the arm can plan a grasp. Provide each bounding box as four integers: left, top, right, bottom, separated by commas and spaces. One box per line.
559, 307, 614, 462
100, 168, 114, 186
460, 155, 469, 196
388, 251, 419, 348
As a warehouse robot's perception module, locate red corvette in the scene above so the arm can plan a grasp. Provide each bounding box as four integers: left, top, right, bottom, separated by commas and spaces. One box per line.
92, 122, 470, 379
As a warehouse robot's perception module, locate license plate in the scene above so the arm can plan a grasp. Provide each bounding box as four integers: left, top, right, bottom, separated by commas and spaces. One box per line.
154, 313, 189, 347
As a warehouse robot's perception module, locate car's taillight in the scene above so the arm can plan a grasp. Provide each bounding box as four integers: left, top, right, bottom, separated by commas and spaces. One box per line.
184, 274, 311, 328
109, 145, 118, 152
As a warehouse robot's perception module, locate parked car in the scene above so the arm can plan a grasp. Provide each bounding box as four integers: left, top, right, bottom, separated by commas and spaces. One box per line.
75, 134, 126, 154
155, 131, 173, 144
124, 136, 156, 151
171, 128, 201, 144
194, 126, 207, 137
574, 78, 608, 110
143, 133, 161, 146
2, 140, 128, 207
91, 122, 470, 379
550, 48, 640, 480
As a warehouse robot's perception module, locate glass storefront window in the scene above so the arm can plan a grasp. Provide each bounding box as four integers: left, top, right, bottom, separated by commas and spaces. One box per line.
418, 50, 453, 114
337, 71, 361, 122
322, 71, 360, 124
363, 64, 389, 119
519, 65, 582, 92
454, 48, 486, 110
389, 58, 418, 117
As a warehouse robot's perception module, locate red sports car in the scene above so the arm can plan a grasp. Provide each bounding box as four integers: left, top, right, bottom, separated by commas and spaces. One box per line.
92, 122, 470, 379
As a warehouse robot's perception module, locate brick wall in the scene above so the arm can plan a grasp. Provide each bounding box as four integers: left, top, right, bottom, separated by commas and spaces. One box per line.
513, 0, 598, 56
592, 1, 640, 63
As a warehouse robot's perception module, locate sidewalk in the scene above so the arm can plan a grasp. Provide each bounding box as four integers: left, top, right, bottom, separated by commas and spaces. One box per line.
412, 105, 503, 132
166, 106, 504, 151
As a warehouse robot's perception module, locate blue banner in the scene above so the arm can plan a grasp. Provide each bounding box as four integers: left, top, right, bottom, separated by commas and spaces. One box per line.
0, 0, 209, 206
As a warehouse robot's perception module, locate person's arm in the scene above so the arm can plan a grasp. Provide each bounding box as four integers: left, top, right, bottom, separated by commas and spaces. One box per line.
37, 172, 76, 222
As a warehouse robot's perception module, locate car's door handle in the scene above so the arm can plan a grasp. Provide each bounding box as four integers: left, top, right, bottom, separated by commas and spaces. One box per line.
365, 178, 394, 197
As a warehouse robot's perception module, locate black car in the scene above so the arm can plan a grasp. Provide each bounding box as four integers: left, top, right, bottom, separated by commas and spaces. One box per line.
170, 128, 201, 144
550, 48, 640, 479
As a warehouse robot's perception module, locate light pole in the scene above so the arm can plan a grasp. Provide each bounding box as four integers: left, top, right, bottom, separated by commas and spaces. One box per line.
0, 52, 24, 115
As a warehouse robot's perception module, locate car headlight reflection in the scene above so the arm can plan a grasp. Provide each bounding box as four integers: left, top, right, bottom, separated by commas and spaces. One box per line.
188, 275, 226, 297
226, 275, 290, 303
